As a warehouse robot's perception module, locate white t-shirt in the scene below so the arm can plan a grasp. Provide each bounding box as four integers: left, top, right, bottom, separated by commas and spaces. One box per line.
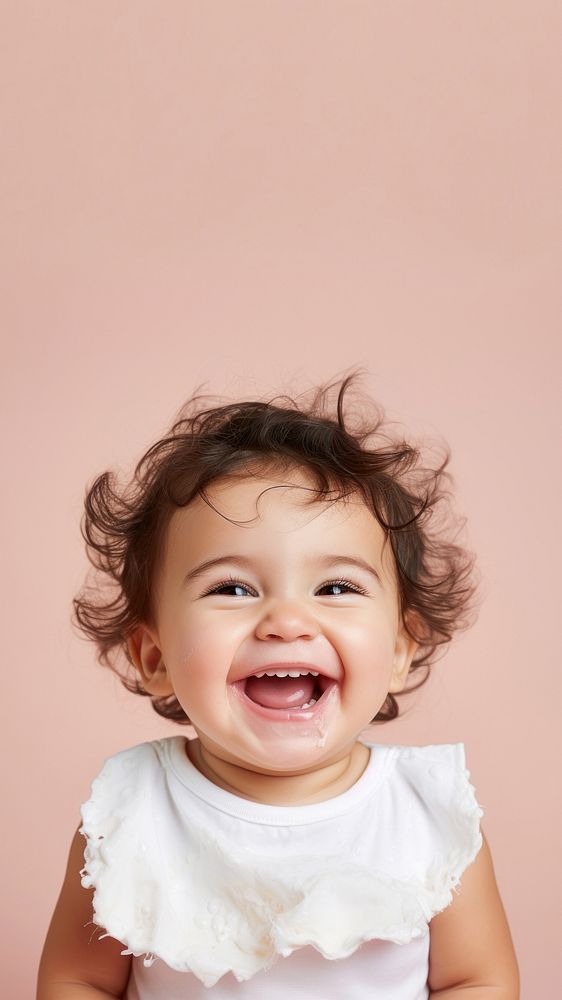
80, 736, 483, 999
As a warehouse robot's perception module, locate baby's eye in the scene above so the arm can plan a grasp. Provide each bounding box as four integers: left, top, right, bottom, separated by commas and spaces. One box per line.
201, 577, 367, 599
202, 577, 257, 598
316, 579, 367, 597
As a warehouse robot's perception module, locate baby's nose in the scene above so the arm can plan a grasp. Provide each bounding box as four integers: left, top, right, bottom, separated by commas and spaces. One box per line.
254, 600, 320, 642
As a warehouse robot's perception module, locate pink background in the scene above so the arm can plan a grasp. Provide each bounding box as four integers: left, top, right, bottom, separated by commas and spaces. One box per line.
2, 2, 560, 995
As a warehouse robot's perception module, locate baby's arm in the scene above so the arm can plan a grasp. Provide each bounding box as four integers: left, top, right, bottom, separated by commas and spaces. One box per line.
37, 825, 132, 999
427, 830, 519, 998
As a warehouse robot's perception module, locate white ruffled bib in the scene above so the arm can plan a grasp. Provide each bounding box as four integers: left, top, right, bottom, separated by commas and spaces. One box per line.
80, 737, 483, 995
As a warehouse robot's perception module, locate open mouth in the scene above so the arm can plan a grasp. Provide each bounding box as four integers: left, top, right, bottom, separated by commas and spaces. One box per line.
230, 671, 338, 720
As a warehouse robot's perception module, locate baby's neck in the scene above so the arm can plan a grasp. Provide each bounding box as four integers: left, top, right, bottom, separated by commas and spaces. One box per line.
185, 738, 371, 806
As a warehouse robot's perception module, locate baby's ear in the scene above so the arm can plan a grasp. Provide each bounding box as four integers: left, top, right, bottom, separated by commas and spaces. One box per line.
127, 625, 174, 696
388, 615, 420, 694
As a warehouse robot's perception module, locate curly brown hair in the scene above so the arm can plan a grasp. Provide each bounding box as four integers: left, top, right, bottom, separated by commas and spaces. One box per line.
72, 372, 478, 724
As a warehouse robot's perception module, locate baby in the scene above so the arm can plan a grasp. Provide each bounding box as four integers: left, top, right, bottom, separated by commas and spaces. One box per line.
38, 374, 519, 998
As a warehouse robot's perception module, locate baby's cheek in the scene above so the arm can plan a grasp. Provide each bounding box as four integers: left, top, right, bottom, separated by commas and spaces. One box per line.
170, 636, 208, 672
170, 619, 219, 663
343, 621, 395, 666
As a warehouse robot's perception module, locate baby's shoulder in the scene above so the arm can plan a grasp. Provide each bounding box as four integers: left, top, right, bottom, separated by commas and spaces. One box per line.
79, 737, 178, 838
360, 740, 483, 882
370, 740, 472, 787
83, 735, 176, 782
366, 740, 481, 812
368, 739, 468, 765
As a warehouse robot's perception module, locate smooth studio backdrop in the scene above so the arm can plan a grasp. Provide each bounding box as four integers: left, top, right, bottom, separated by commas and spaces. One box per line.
2, 2, 560, 996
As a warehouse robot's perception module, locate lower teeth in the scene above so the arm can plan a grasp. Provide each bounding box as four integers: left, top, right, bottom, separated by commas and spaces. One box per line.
299, 698, 317, 709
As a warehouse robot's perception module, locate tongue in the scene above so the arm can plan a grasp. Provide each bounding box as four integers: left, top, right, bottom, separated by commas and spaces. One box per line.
244, 675, 316, 709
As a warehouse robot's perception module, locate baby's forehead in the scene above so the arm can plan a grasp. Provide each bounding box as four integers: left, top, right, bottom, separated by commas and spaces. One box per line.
165, 472, 389, 564
191, 469, 369, 524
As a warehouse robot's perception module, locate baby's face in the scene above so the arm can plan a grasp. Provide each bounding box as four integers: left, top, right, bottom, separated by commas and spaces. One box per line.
140, 465, 417, 776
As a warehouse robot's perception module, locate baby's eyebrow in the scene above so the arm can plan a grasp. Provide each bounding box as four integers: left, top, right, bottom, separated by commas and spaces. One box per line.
309, 554, 382, 584
182, 555, 255, 586
183, 554, 382, 586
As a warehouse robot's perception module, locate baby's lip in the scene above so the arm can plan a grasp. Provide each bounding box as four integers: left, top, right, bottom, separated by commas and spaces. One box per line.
231, 662, 342, 685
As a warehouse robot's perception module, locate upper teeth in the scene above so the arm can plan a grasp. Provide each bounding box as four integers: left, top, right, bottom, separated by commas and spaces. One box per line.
253, 669, 320, 678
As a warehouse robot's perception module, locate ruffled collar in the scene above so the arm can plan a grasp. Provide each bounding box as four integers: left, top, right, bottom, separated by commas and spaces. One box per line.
80, 737, 483, 987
